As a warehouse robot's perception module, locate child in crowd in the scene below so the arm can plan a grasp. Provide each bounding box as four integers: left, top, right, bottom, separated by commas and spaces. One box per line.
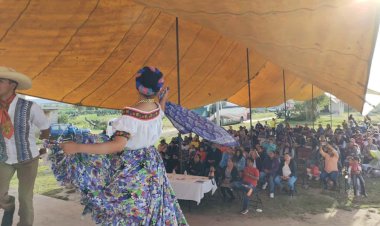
348, 156, 368, 197
306, 163, 320, 181
233, 158, 260, 214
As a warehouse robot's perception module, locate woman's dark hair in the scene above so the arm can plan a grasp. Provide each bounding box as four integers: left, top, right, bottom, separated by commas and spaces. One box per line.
246, 157, 254, 163
139, 67, 163, 93
233, 148, 244, 162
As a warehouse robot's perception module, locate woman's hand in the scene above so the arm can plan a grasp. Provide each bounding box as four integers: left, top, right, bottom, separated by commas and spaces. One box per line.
61, 142, 79, 155
158, 87, 169, 101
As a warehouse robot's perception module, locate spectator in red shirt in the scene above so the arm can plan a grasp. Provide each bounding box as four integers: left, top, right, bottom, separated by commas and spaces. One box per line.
348, 156, 367, 197
196, 146, 207, 162
232, 158, 259, 214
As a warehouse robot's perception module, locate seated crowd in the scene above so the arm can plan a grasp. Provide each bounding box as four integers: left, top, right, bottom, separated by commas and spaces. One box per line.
156, 114, 380, 214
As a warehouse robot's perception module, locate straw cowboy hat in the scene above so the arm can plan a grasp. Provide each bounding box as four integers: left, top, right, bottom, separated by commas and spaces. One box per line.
0, 66, 32, 90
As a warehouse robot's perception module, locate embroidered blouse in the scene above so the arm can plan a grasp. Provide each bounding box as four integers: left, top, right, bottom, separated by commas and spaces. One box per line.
112, 105, 164, 150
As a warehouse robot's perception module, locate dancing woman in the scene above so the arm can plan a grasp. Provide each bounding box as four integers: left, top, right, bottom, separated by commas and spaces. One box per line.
61, 66, 188, 225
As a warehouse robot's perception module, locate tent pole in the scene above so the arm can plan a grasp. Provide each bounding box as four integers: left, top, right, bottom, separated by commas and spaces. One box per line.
175, 17, 183, 174
282, 70, 287, 121
312, 85, 314, 129
330, 94, 333, 127
247, 48, 253, 148
347, 103, 350, 119
176, 17, 181, 106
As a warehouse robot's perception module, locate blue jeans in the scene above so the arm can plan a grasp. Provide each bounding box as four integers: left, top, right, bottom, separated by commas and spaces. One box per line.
320, 171, 338, 189
232, 181, 256, 210
274, 175, 297, 191
351, 174, 366, 195
259, 172, 275, 193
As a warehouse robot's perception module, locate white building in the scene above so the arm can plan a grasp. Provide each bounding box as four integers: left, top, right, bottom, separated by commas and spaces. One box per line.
329, 96, 345, 115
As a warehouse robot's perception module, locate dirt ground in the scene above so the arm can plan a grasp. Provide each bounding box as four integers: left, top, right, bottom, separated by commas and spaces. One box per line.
1, 192, 380, 226
185, 209, 380, 226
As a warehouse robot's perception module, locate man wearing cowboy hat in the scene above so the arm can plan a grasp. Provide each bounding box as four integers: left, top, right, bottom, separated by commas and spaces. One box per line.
0, 67, 50, 226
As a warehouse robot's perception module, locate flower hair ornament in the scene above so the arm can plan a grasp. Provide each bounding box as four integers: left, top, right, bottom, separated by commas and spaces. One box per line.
135, 66, 164, 96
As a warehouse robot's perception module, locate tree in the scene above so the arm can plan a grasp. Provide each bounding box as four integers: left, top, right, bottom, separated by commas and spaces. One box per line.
58, 113, 69, 123
288, 95, 329, 121
303, 95, 329, 121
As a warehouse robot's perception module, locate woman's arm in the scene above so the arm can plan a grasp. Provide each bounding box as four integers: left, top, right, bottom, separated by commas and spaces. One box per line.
246, 169, 259, 180
158, 87, 169, 112
62, 136, 127, 155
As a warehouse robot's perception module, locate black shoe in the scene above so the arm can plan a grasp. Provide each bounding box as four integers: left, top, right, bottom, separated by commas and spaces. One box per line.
1, 196, 15, 226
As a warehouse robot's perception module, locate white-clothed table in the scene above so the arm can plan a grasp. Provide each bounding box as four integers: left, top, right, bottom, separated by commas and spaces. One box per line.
167, 173, 217, 205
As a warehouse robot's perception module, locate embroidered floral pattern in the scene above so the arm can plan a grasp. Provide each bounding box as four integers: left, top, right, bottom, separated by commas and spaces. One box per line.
111, 131, 131, 140
122, 108, 160, 120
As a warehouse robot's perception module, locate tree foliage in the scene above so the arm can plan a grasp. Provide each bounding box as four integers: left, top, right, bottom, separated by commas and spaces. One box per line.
289, 95, 329, 121
57, 106, 120, 130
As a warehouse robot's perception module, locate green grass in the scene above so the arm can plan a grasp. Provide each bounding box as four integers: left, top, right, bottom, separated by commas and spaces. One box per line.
251, 112, 276, 119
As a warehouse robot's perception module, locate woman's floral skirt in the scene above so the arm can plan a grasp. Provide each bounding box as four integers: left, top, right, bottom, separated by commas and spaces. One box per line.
48, 144, 188, 226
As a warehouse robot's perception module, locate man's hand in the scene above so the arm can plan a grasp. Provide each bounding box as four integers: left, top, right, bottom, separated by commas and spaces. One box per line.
39, 148, 47, 155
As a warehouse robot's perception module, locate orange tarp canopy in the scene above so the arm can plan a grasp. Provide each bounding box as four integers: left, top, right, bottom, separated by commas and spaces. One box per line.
0, 0, 378, 110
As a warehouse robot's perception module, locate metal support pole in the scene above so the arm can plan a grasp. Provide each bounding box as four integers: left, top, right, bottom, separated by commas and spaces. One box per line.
347, 103, 350, 119
176, 17, 181, 106
247, 49, 253, 130
175, 17, 183, 174
247, 48, 253, 148
330, 94, 333, 127
312, 85, 314, 129
282, 70, 287, 121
